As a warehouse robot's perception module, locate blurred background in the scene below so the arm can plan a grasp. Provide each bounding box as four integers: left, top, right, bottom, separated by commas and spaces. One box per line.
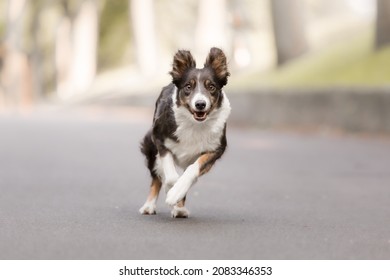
0, 0, 389, 131
2, 0, 390, 260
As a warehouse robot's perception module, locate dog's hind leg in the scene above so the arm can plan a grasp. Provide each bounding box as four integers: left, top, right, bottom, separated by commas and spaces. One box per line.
171, 196, 190, 218
139, 177, 162, 215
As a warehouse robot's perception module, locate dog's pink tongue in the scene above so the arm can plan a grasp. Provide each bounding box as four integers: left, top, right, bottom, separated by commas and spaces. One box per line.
194, 112, 207, 121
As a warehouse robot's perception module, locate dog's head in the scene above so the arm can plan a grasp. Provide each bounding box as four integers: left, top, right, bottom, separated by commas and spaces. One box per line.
170, 47, 230, 122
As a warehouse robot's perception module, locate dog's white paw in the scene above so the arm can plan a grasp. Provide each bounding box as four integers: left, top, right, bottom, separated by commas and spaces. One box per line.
139, 202, 156, 215
171, 206, 189, 218
165, 182, 187, 206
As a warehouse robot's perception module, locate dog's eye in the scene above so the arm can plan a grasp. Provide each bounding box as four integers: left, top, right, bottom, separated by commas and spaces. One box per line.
208, 84, 216, 93
184, 84, 192, 95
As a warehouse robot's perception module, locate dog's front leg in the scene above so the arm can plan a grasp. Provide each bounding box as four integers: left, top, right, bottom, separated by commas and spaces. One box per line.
166, 152, 218, 206
160, 152, 179, 193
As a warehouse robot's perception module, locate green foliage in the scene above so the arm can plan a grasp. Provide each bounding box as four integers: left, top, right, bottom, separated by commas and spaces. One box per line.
98, 0, 132, 71
0, 1, 5, 40
232, 31, 390, 89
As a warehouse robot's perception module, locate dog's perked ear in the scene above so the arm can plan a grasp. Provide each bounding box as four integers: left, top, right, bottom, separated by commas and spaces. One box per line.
204, 47, 230, 87
169, 50, 196, 86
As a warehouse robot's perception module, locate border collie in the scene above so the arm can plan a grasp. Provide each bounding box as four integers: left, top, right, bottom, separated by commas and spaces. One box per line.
139, 47, 231, 218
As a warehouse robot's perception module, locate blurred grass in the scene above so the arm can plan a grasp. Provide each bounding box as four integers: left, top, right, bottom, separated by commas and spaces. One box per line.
98, 1, 132, 71
232, 31, 390, 89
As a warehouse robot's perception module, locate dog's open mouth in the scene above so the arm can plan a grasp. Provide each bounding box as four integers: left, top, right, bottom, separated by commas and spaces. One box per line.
193, 111, 207, 122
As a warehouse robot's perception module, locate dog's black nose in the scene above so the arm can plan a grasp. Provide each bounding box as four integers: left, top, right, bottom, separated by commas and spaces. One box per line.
195, 100, 206, 111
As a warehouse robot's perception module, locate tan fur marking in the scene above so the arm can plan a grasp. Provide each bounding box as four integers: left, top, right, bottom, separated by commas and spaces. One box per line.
146, 177, 162, 202
197, 152, 216, 176
176, 198, 186, 207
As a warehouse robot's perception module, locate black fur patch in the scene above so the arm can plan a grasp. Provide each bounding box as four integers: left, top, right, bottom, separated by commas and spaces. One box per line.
140, 130, 158, 178
140, 84, 178, 176
152, 84, 178, 144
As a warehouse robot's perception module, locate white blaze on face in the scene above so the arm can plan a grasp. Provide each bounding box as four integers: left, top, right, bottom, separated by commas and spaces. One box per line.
190, 74, 210, 112
190, 92, 210, 111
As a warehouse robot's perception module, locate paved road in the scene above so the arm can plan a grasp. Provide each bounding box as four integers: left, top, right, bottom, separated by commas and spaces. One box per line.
1, 107, 390, 259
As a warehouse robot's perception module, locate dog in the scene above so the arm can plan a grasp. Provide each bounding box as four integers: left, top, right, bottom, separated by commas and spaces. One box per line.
139, 47, 231, 218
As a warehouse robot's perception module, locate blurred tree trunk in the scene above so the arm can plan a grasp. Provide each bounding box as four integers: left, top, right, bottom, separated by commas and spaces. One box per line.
2, 0, 33, 108
0, 45, 5, 108
29, 0, 45, 101
70, 0, 98, 97
56, 0, 98, 99
195, 0, 228, 57
375, 0, 390, 49
55, 16, 73, 98
270, 0, 308, 65
56, 0, 75, 98
129, 0, 157, 76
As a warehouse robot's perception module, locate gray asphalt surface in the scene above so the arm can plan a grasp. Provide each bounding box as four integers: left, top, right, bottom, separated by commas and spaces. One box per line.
1, 107, 390, 259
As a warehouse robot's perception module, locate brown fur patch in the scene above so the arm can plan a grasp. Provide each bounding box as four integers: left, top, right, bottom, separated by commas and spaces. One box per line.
176, 197, 186, 207
146, 177, 162, 202
204, 47, 230, 86
169, 50, 196, 85
197, 152, 217, 176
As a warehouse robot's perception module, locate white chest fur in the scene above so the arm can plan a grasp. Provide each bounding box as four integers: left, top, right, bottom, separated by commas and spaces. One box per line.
164, 88, 231, 169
